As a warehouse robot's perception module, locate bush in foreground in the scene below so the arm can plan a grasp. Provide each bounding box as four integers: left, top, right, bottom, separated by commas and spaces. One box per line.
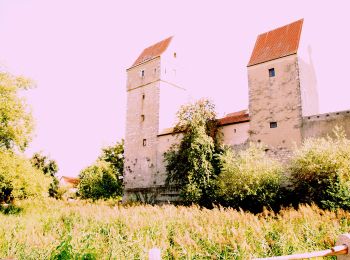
216, 144, 285, 212
0, 150, 50, 202
290, 127, 350, 210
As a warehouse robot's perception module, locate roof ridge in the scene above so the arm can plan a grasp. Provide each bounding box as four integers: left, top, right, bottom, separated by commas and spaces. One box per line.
248, 19, 304, 67
130, 36, 173, 68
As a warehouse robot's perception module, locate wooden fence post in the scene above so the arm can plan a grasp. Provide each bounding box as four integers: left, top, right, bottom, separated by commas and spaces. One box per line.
336, 234, 350, 260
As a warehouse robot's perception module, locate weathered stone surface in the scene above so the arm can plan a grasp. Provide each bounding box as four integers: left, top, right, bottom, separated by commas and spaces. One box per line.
302, 110, 350, 139
248, 55, 303, 149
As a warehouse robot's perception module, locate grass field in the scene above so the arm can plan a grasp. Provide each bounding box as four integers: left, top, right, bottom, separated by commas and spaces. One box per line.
0, 199, 349, 259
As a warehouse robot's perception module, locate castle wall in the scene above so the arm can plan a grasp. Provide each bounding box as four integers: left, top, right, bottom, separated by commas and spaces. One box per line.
302, 110, 350, 139
156, 132, 182, 186
219, 122, 250, 147
248, 55, 303, 149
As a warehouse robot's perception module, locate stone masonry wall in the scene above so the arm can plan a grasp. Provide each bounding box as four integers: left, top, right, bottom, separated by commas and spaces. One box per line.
302, 110, 350, 139
248, 55, 303, 149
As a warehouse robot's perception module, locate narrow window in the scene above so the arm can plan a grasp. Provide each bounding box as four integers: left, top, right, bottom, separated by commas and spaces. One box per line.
269, 68, 275, 77
173, 52, 177, 58
141, 70, 145, 77
143, 139, 147, 146
234, 129, 237, 133
142, 94, 145, 100
270, 122, 277, 128
141, 115, 145, 121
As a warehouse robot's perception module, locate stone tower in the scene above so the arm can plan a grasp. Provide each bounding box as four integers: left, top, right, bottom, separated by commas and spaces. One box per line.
247, 19, 304, 149
123, 37, 185, 201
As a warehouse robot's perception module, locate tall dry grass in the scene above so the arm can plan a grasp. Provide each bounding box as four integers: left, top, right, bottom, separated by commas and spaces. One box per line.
0, 199, 349, 259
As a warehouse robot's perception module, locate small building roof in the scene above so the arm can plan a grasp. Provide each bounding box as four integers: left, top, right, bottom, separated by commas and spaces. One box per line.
248, 19, 303, 67
217, 110, 250, 126
60, 176, 80, 187
130, 36, 173, 68
158, 110, 250, 136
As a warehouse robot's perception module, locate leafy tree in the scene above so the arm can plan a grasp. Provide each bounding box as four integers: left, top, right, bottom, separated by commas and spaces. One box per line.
78, 161, 121, 200
98, 140, 124, 179
290, 126, 350, 210
164, 99, 222, 206
0, 150, 50, 202
0, 72, 34, 151
0, 71, 50, 203
30, 152, 60, 198
216, 144, 285, 212
78, 141, 124, 200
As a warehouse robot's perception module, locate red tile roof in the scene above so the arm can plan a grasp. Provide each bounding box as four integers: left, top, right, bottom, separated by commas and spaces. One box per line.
61, 176, 79, 187
217, 110, 250, 126
131, 36, 173, 68
158, 110, 250, 136
248, 19, 303, 66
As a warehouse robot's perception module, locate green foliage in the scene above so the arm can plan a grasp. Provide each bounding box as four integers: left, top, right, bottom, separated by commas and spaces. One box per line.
78, 161, 122, 200
289, 126, 350, 210
216, 144, 285, 212
164, 99, 221, 206
31, 152, 59, 177
98, 140, 124, 179
0, 150, 50, 202
0, 72, 34, 151
0, 199, 348, 259
0, 174, 13, 203
31, 152, 60, 198
78, 141, 124, 200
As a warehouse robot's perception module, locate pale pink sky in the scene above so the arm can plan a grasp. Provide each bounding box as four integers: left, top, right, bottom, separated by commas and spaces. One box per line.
0, 1, 349, 177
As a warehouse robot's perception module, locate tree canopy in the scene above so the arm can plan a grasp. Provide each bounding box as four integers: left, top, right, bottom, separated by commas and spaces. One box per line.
164, 99, 222, 206
0, 72, 34, 151
31, 152, 60, 198
78, 141, 124, 200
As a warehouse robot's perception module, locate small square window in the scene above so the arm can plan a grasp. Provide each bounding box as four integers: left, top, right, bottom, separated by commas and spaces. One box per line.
143, 139, 147, 146
269, 68, 275, 77
270, 122, 277, 128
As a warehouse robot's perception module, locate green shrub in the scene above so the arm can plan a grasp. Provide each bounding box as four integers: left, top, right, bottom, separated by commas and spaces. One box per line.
0, 150, 50, 202
216, 144, 285, 212
30, 152, 60, 199
0, 174, 13, 203
289, 127, 350, 210
78, 161, 122, 200
164, 99, 222, 206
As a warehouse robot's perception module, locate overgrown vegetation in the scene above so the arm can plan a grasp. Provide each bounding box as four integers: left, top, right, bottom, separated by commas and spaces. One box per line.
0, 72, 34, 151
78, 141, 124, 200
0, 199, 348, 259
217, 144, 285, 212
31, 152, 60, 199
0, 71, 51, 203
164, 99, 222, 206
289, 127, 350, 210
0, 150, 50, 202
